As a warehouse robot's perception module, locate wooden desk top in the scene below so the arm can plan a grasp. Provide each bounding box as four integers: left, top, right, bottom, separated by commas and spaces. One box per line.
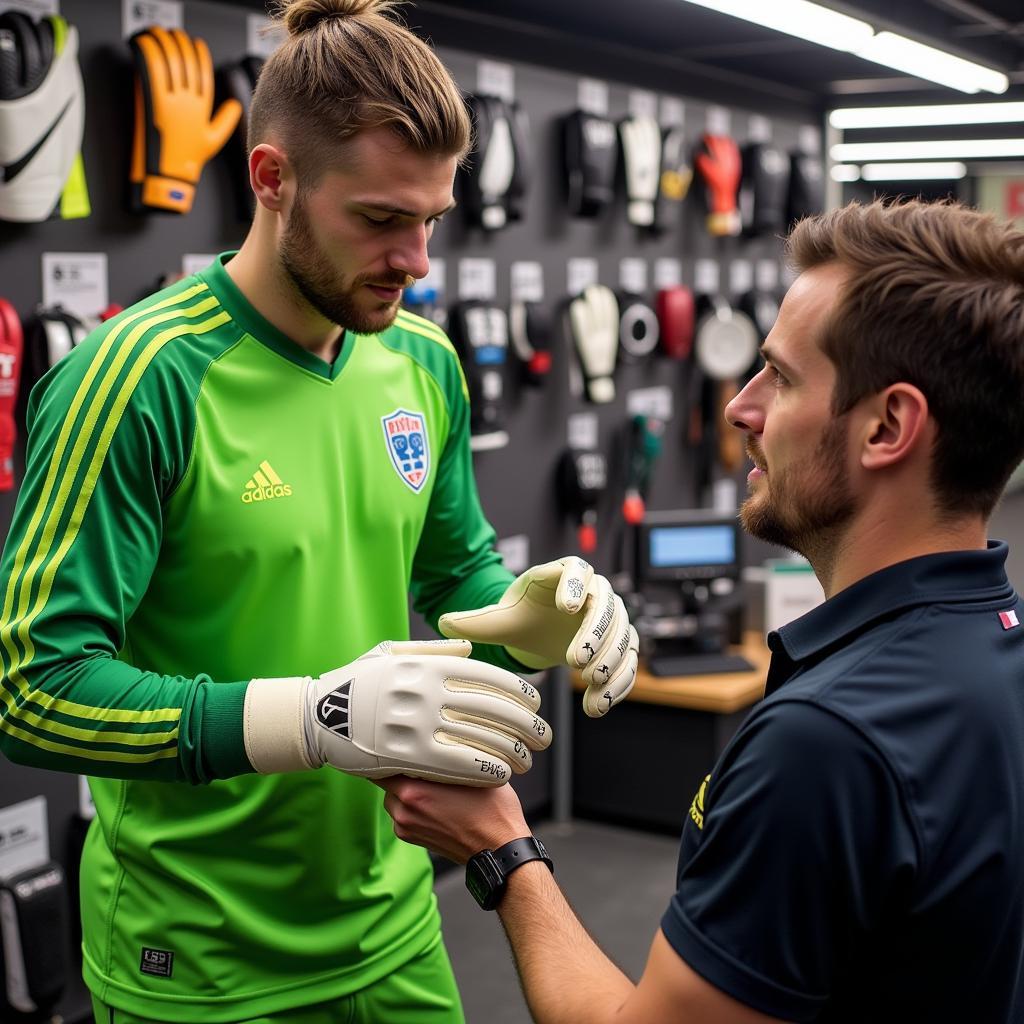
572, 631, 770, 714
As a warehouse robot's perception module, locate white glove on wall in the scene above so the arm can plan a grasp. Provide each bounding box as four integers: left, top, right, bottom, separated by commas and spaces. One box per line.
243, 640, 551, 786
440, 558, 639, 718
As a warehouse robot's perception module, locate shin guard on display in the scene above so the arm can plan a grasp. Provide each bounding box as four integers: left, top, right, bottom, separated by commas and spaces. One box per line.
461, 94, 516, 230
0, 300, 23, 492
619, 116, 661, 228
449, 301, 510, 449
509, 301, 552, 386
654, 126, 692, 233
564, 110, 617, 217
740, 141, 789, 237
787, 150, 825, 225
568, 285, 619, 403
558, 448, 607, 555
656, 286, 695, 361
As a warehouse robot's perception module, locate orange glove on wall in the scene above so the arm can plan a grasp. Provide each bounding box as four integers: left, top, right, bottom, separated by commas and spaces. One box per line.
129, 26, 241, 214
695, 133, 742, 238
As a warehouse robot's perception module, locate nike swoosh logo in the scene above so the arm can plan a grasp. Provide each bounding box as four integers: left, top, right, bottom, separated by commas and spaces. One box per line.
1, 97, 73, 184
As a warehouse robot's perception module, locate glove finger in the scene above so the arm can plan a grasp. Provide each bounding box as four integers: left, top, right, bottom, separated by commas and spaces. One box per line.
134, 32, 170, 96
192, 33, 212, 103
437, 720, 537, 775
580, 594, 630, 685
207, 98, 243, 154
555, 556, 594, 616
441, 691, 552, 751
149, 26, 183, 92
568, 574, 615, 668
438, 601, 512, 643
442, 660, 543, 714
174, 29, 200, 97
365, 744, 514, 788
583, 631, 638, 718
356, 639, 473, 661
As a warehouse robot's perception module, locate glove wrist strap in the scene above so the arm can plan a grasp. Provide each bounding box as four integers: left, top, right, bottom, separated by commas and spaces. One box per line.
243, 676, 316, 774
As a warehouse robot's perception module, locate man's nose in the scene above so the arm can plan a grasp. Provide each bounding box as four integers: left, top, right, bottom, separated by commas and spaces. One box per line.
724, 373, 766, 434
388, 225, 430, 281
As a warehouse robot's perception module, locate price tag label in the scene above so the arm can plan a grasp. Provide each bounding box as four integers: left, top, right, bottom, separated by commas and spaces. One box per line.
42, 252, 108, 320
627, 386, 673, 421
729, 260, 753, 296
247, 14, 286, 58
628, 89, 658, 121
660, 96, 685, 127
653, 258, 681, 289
497, 534, 530, 575
694, 258, 720, 295
748, 115, 772, 142
756, 259, 780, 292
458, 258, 496, 301
181, 253, 216, 278
1, 0, 59, 16
123, 0, 183, 37
0, 797, 49, 879
477, 60, 515, 103
706, 105, 731, 136
619, 258, 647, 295
577, 78, 609, 116
511, 261, 544, 303
567, 412, 599, 450
567, 258, 599, 296
420, 257, 446, 298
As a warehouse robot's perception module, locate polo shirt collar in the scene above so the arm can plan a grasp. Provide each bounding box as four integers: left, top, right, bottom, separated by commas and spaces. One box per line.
768, 541, 1013, 670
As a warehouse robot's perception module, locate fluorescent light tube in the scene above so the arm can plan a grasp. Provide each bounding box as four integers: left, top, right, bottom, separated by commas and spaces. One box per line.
830, 165, 861, 182
855, 32, 1008, 95
679, 1, 873, 52
830, 102, 1024, 129
860, 162, 967, 180
678, 2, 1008, 95
832, 138, 1024, 161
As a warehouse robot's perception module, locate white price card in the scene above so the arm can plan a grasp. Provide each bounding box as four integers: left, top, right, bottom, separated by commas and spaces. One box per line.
694, 258, 720, 295
756, 259, 780, 292
458, 258, 496, 301
706, 105, 731, 136
123, 0, 183, 38
0, 797, 49, 880
42, 252, 108, 320
619, 258, 647, 295
653, 258, 682, 289
511, 261, 544, 303
577, 78, 609, 116
497, 534, 530, 575
748, 115, 772, 143
660, 96, 685, 127
477, 60, 515, 103
628, 89, 658, 121
181, 253, 216, 278
567, 258, 599, 296
567, 412, 599, 450
627, 386, 673, 421
800, 125, 822, 155
729, 260, 753, 296
420, 257, 446, 297
247, 14, 287, 59
1, 0, 59, 16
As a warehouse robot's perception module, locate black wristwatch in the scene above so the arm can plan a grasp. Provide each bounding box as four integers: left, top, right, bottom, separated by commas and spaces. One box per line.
465, 836, 554, 911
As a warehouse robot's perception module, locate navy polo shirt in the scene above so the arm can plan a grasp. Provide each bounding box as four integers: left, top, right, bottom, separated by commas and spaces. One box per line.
661, 543, 1024, 1022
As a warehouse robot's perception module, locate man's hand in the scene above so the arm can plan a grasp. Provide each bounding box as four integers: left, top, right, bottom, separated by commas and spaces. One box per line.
378, 775, 529, 864
244, 639, 552, 786
439, 557, 639, 717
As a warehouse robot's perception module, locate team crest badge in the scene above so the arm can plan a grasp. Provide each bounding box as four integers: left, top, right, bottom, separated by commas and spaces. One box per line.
381, 409, 430, 492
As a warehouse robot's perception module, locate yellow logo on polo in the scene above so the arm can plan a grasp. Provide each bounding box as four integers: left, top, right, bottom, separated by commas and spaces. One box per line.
241, 461, 293, 504
689, 774, 711, 831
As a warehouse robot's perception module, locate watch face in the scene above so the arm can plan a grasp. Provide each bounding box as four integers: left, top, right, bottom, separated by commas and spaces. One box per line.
466, 851, 505, 911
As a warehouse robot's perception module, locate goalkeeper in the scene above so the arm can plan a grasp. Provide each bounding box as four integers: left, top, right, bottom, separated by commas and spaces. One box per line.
0, 1, 637, 1022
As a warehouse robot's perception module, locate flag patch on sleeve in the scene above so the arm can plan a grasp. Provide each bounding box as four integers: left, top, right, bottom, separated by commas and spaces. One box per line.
998, 610, 1020, 630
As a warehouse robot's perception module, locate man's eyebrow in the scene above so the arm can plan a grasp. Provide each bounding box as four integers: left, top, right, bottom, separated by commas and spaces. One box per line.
760, 345, 798, 378
355, 200, 457, 219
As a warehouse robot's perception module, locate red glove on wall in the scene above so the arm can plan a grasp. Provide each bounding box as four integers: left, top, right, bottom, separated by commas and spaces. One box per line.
695, 134, 742, 237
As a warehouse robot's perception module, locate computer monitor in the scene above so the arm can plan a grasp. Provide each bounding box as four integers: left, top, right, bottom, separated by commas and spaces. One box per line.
636, 510, 742, 586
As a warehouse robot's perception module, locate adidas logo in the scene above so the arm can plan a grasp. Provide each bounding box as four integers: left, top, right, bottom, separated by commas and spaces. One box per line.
241, 461, 293, 504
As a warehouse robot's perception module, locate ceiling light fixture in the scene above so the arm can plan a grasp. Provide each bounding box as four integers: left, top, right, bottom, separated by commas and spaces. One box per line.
830, 165, 861, 182
829, 102, 1024, 129
859, 161, 968, 180
831, 138, 1024, 161
679, 1, 1009, 94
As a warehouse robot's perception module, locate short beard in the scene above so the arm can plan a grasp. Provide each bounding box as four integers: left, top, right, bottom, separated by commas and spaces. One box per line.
740, 414, 857, 570
278, 194, 405, 335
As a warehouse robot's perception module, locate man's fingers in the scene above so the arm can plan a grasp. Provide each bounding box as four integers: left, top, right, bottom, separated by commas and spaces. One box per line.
555, 557, 594, 615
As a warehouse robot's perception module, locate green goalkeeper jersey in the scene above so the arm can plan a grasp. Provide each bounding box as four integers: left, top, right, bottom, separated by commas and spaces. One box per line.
0, 255, 518, 1021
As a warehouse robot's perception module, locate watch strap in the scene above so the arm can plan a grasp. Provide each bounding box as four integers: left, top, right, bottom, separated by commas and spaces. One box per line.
492, 836, 554, 876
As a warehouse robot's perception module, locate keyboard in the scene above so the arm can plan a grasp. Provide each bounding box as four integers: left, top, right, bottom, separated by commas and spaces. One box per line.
647, 652, 755, 678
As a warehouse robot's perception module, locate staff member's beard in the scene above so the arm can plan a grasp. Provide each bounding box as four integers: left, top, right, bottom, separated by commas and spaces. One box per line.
740, 415, 859, 565
279, 195, 412, 335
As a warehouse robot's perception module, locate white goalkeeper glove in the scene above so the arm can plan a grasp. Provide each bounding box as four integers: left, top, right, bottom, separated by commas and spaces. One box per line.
243, 639, 551, 786
439, 557, 639, 718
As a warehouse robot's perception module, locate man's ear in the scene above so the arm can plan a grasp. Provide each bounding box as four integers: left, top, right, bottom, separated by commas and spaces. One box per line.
860, 383, 931, 471
249, 144, 292, 212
